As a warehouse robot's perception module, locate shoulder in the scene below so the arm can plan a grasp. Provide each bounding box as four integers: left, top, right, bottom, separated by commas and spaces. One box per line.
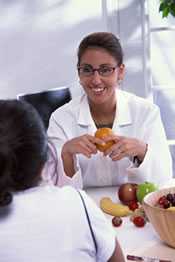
23, 186, 83, 210
49, 94, 86, 127
52, 95, 83, 117
120, 90, 159, 114
21, 185, 79, 202
46, 185, 80, 201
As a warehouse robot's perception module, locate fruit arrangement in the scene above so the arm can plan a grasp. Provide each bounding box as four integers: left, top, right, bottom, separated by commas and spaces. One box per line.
100, 181, 158, 228
155, 193, 175, 210
111, 205, 148, 228
118, 182, 158, 205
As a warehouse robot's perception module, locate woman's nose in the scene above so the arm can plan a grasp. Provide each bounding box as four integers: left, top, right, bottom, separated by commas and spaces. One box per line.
91, 71, 102, 84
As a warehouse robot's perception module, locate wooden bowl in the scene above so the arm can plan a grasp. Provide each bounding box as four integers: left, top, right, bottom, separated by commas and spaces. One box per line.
143, 187, 175, 248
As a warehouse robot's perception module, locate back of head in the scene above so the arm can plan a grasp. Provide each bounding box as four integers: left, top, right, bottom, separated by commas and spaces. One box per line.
0, 100, 48, 207
77, 31, 123, 66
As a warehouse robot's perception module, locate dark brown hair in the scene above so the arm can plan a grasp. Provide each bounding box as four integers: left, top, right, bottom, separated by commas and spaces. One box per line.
0, 100, 49, 207
77, 32, 123, 66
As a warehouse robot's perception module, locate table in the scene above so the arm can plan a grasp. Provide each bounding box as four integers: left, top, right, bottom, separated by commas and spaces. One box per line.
86, 186, 175, 262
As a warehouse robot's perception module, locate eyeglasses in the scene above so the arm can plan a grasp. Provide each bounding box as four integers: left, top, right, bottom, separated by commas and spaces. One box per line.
77, 64, 118, 77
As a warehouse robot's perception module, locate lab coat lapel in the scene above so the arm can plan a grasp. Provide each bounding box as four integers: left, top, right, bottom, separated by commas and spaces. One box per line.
77, 90, 133, 135
77, 94, 96, 135
113, 90, 132, 134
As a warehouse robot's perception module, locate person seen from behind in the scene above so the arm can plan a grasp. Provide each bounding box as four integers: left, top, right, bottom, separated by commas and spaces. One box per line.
0, 99, 125, 262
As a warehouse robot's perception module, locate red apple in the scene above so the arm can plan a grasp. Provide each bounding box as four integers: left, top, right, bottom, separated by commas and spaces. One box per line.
118, 183, 138, 204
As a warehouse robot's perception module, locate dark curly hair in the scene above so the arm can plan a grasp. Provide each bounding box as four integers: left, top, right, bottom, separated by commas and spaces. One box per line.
77, 32, 123, 66
0, 100, 49, 207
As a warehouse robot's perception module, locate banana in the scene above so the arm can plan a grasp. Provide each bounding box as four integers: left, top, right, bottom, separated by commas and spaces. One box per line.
100, 197, 132, 217
167, 206, 175, 211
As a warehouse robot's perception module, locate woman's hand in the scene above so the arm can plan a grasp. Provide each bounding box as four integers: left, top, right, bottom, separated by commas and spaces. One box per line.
61, 134, 105, 178
62, 134, 105, 158
103, 134, 147, 162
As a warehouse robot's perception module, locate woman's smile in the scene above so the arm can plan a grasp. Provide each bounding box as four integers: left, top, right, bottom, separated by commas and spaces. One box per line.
91, 86, 106, 94
79, 48, 123, 105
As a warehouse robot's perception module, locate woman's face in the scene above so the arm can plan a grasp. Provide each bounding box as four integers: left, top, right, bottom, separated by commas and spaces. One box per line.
78, 48, 125, 106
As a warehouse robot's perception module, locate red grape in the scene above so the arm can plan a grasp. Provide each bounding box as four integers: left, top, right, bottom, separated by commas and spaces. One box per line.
128, 201, 139, 211
133, 216, 146, 227
112, 216, 122, 227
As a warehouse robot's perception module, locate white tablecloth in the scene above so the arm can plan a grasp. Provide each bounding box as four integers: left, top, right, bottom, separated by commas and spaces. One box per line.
86, 186, 175, 262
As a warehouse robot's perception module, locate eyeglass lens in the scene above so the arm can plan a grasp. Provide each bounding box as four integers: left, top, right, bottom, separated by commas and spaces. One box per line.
78, 64, 118, 76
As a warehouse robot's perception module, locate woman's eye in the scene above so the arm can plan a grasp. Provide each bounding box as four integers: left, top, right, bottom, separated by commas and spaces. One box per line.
83, 67, 92, 73
100, 67, 112, 73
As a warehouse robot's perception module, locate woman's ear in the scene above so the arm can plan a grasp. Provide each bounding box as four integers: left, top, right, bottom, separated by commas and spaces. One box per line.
118, 64, 125, 81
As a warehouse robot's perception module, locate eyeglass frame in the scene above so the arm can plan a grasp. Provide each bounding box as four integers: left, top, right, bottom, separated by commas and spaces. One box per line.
77, 64, 119, 77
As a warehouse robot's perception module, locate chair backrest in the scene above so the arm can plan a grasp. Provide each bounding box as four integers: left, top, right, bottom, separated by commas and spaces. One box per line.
17, 87, 71, 130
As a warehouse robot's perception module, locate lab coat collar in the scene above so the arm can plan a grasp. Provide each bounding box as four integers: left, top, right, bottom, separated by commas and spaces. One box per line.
77, 90, 132, 127
78, 94, 93, 126
116, 89, 132, 126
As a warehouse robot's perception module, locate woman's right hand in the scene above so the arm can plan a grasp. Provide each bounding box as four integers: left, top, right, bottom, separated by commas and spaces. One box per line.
61, 134, 104, 178
61, 134, 104, 158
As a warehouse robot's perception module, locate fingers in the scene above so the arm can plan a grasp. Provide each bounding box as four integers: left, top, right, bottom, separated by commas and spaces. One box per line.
103, 134, 120, 143
83, 135, 105, 154
104, 139, 123, 156
78, 141, 95, 157
107, 146, 127, 161
110, 150, 126, 161
62, 134, 105, 158
63, 133, 146, 162
103, 136, 135, 160
73, 135, 97, 157
104, 137, 147, 162
86, 135, 105, 147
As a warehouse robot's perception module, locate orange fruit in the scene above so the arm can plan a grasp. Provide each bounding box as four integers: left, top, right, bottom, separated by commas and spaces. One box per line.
95, 127, 114, 152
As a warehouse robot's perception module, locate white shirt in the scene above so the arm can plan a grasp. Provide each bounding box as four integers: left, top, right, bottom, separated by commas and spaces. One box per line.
0, 185, 115, 262
47, 90, 172, 188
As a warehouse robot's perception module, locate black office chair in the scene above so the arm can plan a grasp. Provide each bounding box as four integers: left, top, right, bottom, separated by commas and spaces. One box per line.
17, 87, 71, 130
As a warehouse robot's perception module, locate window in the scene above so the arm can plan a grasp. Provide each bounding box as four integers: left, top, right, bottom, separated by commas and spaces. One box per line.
148, 0, 175, 176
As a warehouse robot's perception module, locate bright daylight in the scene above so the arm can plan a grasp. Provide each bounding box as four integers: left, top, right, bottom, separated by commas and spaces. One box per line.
0, 1, 175, 262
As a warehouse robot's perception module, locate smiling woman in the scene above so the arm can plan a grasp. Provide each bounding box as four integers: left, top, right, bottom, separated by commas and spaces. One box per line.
77, 47, 124, 108
47, 31, 172, 189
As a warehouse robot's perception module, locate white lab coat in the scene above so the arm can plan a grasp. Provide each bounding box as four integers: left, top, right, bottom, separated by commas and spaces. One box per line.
47, 90, 172, 189
0, 185, 115, 262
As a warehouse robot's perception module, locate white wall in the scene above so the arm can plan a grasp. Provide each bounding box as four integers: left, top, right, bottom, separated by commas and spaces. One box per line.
116, 0, 149, 97
0, 0, 108, 98
0, 0, 147, 99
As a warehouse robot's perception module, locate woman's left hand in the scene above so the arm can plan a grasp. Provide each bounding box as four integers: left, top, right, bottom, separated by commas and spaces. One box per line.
103, 134, 147, 162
